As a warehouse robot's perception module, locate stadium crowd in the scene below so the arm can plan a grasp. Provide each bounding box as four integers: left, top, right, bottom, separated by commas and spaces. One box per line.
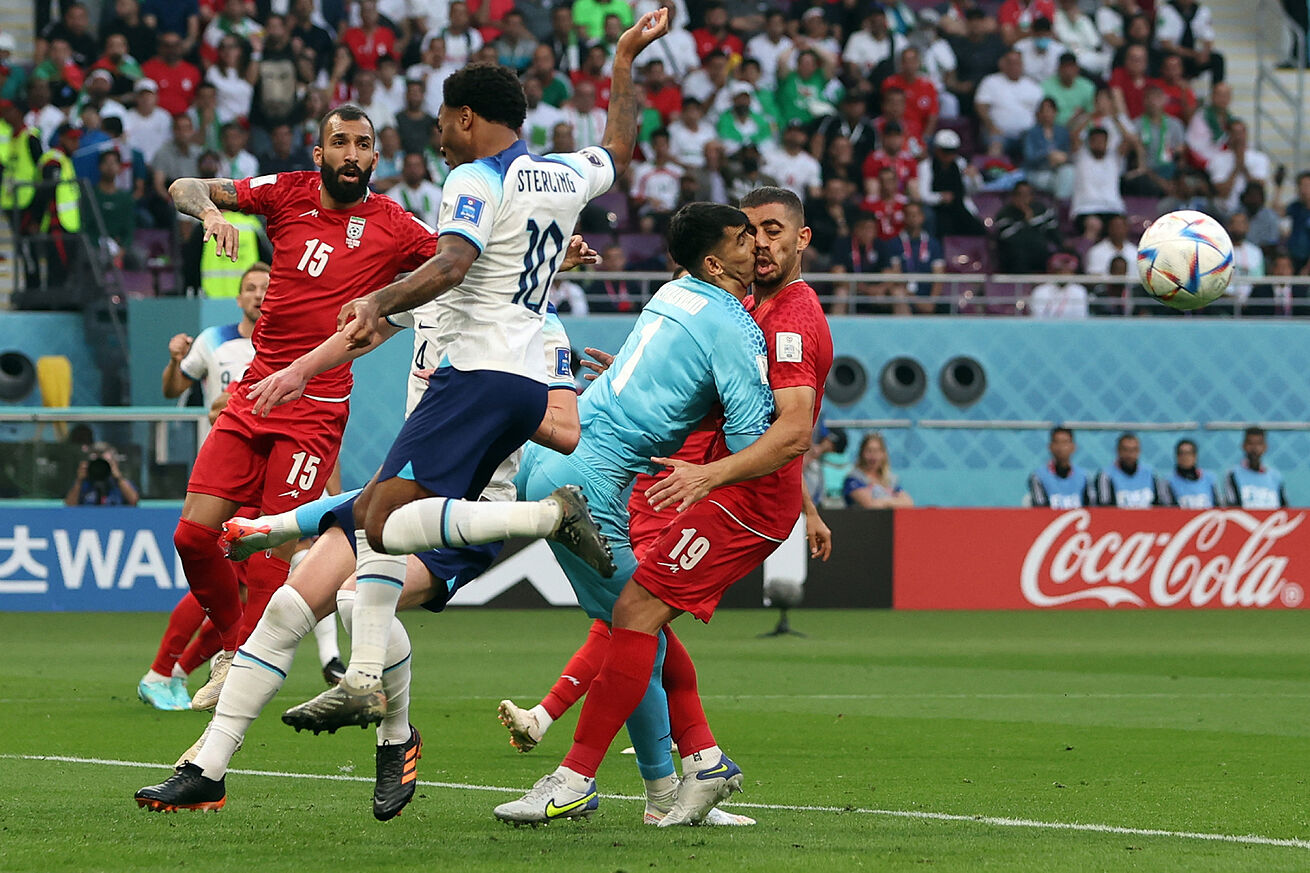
3, 0, 1307, 315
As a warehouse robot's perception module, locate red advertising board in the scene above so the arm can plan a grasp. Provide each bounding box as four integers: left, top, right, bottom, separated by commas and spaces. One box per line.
893, 508, 1309, 609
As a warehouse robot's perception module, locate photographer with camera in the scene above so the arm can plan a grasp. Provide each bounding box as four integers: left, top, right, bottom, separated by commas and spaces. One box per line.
64, 442, 140, 507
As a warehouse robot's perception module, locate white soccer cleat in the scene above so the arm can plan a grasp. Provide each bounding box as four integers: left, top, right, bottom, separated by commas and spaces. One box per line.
497, 699, 545, 753
189, 650, 235, 712
493, 768, 599, 824
220, 516, 295, 561
657, 755, 745, 827
644, 776, 756, 826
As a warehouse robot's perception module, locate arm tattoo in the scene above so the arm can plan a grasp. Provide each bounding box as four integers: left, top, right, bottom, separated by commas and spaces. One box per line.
169, 177, 239, 220
600, 58, 640, 174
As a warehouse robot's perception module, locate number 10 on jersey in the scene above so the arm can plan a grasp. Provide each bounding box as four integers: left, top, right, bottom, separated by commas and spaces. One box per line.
514, 219, 564, 312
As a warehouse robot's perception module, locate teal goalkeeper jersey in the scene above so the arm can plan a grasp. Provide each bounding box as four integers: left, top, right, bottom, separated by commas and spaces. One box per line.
575, 275, 774, 486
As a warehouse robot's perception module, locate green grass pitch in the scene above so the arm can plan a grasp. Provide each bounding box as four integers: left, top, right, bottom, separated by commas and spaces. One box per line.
2, 608, 1309, 873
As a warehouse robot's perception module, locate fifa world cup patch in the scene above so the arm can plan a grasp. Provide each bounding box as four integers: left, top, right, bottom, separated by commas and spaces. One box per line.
584, 149, 605, 167
555, 347, 571, 378
346, 216, 367, 249
454, 195, 486, 224
776, 331, 803, 363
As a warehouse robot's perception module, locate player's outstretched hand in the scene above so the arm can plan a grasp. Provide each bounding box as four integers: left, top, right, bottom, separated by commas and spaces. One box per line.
646, 456, 716, 512
579, 346, 613, 381
201, 212, 241, 261
245, 366, 308, 416
560, 235, 599, 272
616, 8, 670, 62
806, 509, 832, 561
338, 296, 381, 349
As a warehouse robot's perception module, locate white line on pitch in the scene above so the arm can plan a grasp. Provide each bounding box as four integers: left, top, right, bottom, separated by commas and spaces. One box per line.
5, 754, 1308, 851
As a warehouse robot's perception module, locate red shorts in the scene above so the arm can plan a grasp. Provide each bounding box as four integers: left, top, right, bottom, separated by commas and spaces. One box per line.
627, 486, 677, 563
187, 387, 349, 515
631, 497, 784, 623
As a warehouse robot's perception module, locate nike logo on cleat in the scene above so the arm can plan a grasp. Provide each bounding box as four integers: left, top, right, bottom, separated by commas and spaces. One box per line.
698, 763, 730, 779
544, 792, 596, 818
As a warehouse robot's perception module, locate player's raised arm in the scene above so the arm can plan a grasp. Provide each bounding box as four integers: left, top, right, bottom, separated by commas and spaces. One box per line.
601, 10, 671, 178
168, 177, 243, 261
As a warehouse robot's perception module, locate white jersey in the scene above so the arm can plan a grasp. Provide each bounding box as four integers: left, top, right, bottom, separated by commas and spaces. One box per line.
178, 322, 255, 408
387, 304, 576, 501
432, 140, 614, 383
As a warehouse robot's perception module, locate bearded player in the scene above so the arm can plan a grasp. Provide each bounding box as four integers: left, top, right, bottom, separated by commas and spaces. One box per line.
166, 103, 440, 711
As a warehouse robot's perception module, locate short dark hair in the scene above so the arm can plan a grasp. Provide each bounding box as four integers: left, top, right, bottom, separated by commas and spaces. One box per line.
443, 63, 527, 129
1176, 438, 1197, 454
667, 202, 750, 279
1050, 426, 1073, 441
1244, 426, 1267, 439
1117, 432, 1139, 448
739, 185, 804, 225
319, 102, 375, 144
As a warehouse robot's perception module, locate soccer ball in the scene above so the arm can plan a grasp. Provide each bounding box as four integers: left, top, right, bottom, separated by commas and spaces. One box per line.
1135, 210, 1234, 310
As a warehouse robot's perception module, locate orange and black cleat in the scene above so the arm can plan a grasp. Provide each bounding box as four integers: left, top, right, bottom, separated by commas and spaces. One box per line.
135, 763, 226, 812
373, 725, 422, 821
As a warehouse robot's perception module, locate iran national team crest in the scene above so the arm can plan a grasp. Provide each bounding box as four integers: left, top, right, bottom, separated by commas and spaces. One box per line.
346, 216, 367, 249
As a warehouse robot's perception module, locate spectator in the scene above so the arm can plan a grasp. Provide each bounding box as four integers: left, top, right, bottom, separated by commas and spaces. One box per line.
206, 36, 256, 123
395, 78, 436, 155
861, 166, 909, 240
1223, 426, 1287, 508
666, 98, 716, 170
1185, 81, 1234, 169
948, 8, 1007, 116
561, 80, 607, 149
141, 0, 199, 56
433, 1, 483, 68
821, 135, 861, 187
32, 39, 84, 110
1053, 0, 1110, 77
1086, 213, 1138, 274
1249, 250, 1305, 316
70, 106, 110, 183
1028, 426, 1094, 508
843, 7, 905, 83
995, 180, 1062, 273
151, 114, 201, 205
630, 127, 683, 229
830, 212, 890, 313
410, 36, 460, 117
634, 2, 700, 80
90, 33, 144, 99
883, 47, 940, 143
908, 11, 962, 119
879, 200, 947, 314
1042, 52, 1095, 125
716, 81, 773, 153
1164, 439, 1220, 508
548, 120, 575, 154
684, 138, 728, 204
1156, 53, 1198, 124
804, 424, 848, 505
917, 128, 985, 236
217, 121, 258, 180
24, 80, 67, 146
38, 2, 98, 69
777, 49, 842, 129
999, 0, 1057, 46
1022, 96, 1074, 198
1014, 17, 1066, 83
805, 177, 858, 266
1096, 0, 1135, 55
1086, 85, 1137, 156
692, 3, 743, 62
495, 8, 539, 72
1241, 182, 1282, 251
873, 87, 926, 156
792, 7, 842, 70
682, 48, 732, 109
65, 442, 139, 507
1030, 250, 1090, 317
520, 76, 564, 155
142, 31, 201, 117
862, 121, 919, 196
200, 0, 263, 68
1283, 172, 1310, 269
1155, 0, 1224, 82
586, 243, 637, 313
257, 123, 312, 174
1111, 14, 1161, 73
352, 69, 398, 131
123, 79, 171, 163
812, 94, 876, 167
1092, 253, 1134, 315
763, 121, 823, 201
1071, 123, 1128, 229
187, 82, 224, 152
745, 9, 794, 87
371, 126, 403, 192
287, 0, 334, 75
544, 5, 582, 74
1096, 432, 1166, 506
91, 150, 136, 263
549, 272, 589, 315
573, 0, 634, 42
249, 15, 300, 139
976, 49, 1044, 157
391, 151, 441, 228
1208, 120, 1271, 215
103, 0, 157, 66
844, 433, 913, 508
75, 69, 128, 123
1224, 211, 1265, 308
1109, 43, 1156, 120
1135, 84, 1185, 182
572, 45, 613, 109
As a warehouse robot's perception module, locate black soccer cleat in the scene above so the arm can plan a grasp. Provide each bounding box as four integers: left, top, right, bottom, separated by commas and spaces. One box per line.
135, 763, 226, 812
282, 684, 387, 734
322, 656, 347, 686
546, 485, 617, 578
373, 725, 422, 821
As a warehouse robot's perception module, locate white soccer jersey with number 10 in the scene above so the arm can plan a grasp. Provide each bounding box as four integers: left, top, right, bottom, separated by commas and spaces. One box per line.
431, 139, 615, 383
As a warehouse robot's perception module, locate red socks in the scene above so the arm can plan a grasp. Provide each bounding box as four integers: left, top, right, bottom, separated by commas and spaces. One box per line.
237, 552, 291, 644
563, 627, 659, 778
149, 593, 207, 676
177, 618, 223, 675
174, 518, 243, 650
543, 619, 610, 719
661, 627, 716, 756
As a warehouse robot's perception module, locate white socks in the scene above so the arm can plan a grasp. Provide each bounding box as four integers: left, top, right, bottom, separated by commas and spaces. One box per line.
192, 586, 316, 780
337, 588, 413, 745
312, 616, 340, 667
681, 745, 724, 775
644, 773, 678, 807
344, 531, 406, 693
143, 670, 169, 684
380, 497, 561, 554
529, 704, 554, 737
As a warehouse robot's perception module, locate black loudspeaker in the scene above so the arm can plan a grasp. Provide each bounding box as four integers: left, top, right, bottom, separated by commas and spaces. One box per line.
825, 355, 868, 405
879, 356, 926, 406
939, 355, 987, 407
0, 351, 36, 402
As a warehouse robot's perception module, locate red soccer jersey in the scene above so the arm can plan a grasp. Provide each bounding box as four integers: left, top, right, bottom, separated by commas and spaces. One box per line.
1109, 68, 1160, 119
142, 58, 202, 116
692, 29, 744, 62
861, 147, 919, 192
859, 194, 908, 240
234, 171, 437, 400
342, 26, 397, 70
882, 75, 939, 132
712, 280, 833, 539
998, 0, 1056, 29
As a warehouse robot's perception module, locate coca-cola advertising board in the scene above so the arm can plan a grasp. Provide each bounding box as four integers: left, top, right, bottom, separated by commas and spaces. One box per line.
893, 509, 1309, 610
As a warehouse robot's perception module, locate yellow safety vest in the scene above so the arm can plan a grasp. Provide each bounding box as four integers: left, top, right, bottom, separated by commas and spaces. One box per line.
1, 125, 40, 211
37, 149, 81, 233
200, 211, 261, 298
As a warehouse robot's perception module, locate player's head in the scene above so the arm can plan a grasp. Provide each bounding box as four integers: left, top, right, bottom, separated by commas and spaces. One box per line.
315, 103, 377, 205
1175, 439, 1198, 471
739, 186, 809, 293
1243, 426, 1267, 464
1049, 426, 1075, 464
1116, 432, 1140, 470
438, 63, 527, 167
667, 202, 756, 290
237, 262, 269, 324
